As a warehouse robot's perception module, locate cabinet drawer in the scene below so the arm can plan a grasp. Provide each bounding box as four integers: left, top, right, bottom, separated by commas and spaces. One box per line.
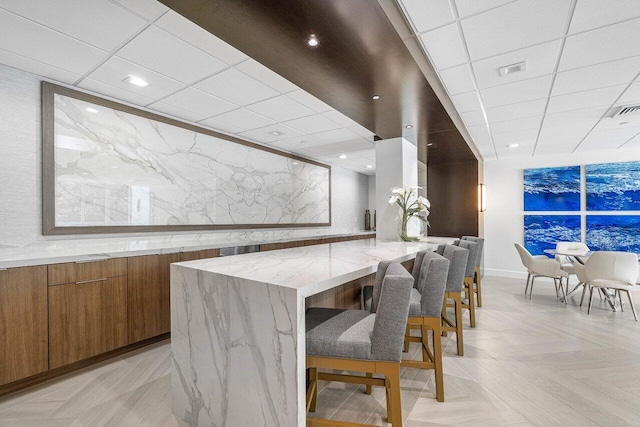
48, 258, 127, 286
180, 249, 220, 262
49, 276, 128, 369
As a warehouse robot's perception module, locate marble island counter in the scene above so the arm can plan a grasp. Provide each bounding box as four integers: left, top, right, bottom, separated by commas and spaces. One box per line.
171, 239, 437, 427
0, 229, 376, 269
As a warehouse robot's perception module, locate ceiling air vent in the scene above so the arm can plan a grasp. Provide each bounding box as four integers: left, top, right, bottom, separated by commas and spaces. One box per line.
609, 105, 640, 118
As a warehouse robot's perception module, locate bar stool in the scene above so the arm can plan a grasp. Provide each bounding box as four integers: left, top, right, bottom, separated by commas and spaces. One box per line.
452, 240, 480, 327
306, 261, 414, 426
461, 236, 484, 307
436, 244, 469, 356
402, 250, 449, 402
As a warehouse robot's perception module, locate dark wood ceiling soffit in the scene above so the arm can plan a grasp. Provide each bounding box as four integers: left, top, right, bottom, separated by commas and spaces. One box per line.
158, 0, 476, 164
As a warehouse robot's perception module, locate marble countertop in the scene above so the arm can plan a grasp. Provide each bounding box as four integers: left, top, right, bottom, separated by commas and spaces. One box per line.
0, 229, 376, 269
175, 239, 437, 297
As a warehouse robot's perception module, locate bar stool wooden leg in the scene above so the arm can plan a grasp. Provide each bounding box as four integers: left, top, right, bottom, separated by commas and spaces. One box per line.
403, 324, 410, 352
464, 277, 476, 327
307, 367, 318, 413
365, 372, 373, 395
378, 364, 402, 426
475, 266, 482, 307
453, 292, 464, 356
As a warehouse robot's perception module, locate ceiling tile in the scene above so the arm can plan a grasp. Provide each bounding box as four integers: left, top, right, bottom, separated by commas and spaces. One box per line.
491, 116, 543, 134
485, 98, 547, 122
461, 0, 572, 61
451, 91, 482, 112
282, 114, 342, 134
235, 59, 299, 93
466, 124, 492, 145
0, 9, 106, 75
247, 123, 305, 141
576, 132, 633, 151
552, 55, 640, 96
419, 23, 467, 70
569, 0, 640, 34
117, 26, 227, 84
77, 78, 154, 107
347, 125, 375, 139
234, 130, 276, 144
480, 75, 552, 108
591, 118, 640, 132
86, 56, 183, 100
622, 133, 640, 148
110, 0, 168, 21
0, 48, 80, 84
245, 95, 315, 122
156, 87, 237, 119
321, 110, 360, 128
546, 84, 627, 114
211, 108, 276, 132
400, 0, 455, 33
438, 63, 476, 95
543, 106, 608, 127
460, 110, 486, 126
472, 40, 561, 89
286, 89, 333, 113
147, 101, 207, 123
264, 140, 297, 152
0, 0, 146, 51
195, 67, 279, 106
454, 0, 515, 19
617, 81, 640, 105
278, 135, 327, 149
154, 11, 248, 65
559, 18, 640, 71
311, 128, 362, 144
196, 116, 243, 135
491, 128, 538, 145
301, 139, 374, 155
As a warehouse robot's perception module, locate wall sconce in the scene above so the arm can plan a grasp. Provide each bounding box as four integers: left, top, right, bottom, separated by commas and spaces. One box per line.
478, 183, 487, 212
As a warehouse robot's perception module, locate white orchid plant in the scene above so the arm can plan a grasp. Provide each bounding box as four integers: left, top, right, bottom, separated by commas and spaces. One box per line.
388, 186, 430, 242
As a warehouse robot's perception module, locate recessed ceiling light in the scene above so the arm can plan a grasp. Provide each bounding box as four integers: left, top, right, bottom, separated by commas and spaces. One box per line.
338, 154, 348, 159
124, 75, 149, 87
405, 125, 413, 129
269, 131, 284, 136
499, 61, 526, 77
307, 34, 319, 47
292, 161, 299, 165
372, 95, 380, 100
507, 143, 520, 148
365, 165, 374, 169
85, 107, 99, 114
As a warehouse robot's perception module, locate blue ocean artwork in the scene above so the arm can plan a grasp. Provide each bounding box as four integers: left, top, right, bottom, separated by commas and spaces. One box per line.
524, 166, 580, 211
586, 161, 640, 211
586, 215, 640, 255
524, 215, 581, 256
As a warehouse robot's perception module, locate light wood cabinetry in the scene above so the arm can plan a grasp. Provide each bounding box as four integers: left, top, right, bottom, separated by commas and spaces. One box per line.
48, 260, 128, 369
127, 253, 181, 344
0, 266, 48, 386
180, 249, 220, 262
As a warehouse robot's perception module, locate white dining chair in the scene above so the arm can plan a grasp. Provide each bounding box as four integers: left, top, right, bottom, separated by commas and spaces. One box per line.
555, 242, 590, 298
514, 243, 569, 302
574, 251, 639, 321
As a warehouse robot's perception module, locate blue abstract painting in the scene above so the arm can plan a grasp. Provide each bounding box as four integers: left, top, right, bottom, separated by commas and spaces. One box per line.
586, 215, 640, 255
524, 215, 582, 256
524, 166, 580, 211
586, 161, 640, 210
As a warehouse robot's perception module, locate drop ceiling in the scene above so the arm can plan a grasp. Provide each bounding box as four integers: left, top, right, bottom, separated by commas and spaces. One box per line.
0, 0, 377, 174
397, 0, 640, 161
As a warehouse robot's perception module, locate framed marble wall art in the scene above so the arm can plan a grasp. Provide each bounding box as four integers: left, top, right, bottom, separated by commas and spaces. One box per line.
524, 215, 581, 256
523, 166, 580, 211
42, 83, 331, 234
586, 215, 640, 255
586, 161, 640, 211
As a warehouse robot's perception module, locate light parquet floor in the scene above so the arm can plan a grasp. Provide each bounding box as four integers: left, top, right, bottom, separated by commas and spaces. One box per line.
2, 275, 640, 426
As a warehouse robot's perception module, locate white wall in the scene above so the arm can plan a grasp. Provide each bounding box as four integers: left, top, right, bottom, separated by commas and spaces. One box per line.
484, 149, 640, 278
0, 64, 369, 249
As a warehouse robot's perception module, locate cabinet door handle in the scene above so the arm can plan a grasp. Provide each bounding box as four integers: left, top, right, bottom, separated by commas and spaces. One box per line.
75, 277, 108, 285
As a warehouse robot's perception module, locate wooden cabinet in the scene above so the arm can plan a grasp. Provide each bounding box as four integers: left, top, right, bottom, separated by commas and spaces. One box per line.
0, 266, 48, 386
48, 260, 128, 369
180, 249, 220, 262
128, 253, 181, 344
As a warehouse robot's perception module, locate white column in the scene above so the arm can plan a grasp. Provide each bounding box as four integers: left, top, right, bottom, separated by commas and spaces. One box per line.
375, 137, 418, 240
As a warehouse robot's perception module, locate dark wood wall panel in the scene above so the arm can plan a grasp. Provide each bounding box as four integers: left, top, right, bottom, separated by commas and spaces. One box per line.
427, 160, 478, 237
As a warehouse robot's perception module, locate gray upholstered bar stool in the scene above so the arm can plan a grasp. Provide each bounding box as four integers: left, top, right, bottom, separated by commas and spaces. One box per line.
402, 250, 449, 402
452, 239, 480, 328
461, 236, 485, 307
436, 244, 469, 356
306, 261, 414, 427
